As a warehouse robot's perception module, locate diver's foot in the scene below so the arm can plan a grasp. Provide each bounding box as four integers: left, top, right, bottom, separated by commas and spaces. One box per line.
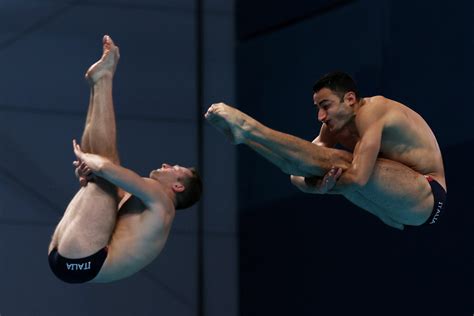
204, 103, 251, 144
85, 35, 120, 83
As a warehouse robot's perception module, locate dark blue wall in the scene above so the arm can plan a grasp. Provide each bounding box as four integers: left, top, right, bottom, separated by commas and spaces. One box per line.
237, 1, 473, 315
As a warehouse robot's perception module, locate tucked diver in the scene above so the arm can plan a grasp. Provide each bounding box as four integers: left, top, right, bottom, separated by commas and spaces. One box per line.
48, 35, 202, 283
205, 72, 446, 230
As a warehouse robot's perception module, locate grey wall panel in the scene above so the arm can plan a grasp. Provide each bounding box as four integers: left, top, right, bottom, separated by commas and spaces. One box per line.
0, 2, 62, 43
172, 205, 199, 233
1, 0, 62, 4
203, 235, 238, 316
115, 119, 198, 175
137, 232, 199, 311
204, 0, 233, 13
202, 2, 238, 316
203, 12, 235, 104
0, 112, 89, 211
80, 0, 196, 10
203, 11, 237, 233
201, 130, 237, 232
0, 0, 194, 7
0, 5, 196, 120
0, 174, 60, 224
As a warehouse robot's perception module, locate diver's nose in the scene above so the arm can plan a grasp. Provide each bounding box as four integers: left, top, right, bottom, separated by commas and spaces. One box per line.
318, 109, 327, 122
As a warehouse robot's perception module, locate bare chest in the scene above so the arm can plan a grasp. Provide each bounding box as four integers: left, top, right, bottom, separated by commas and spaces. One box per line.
332, 129, 359, 151
115, 195, 169, 258
117, 195, 171, 240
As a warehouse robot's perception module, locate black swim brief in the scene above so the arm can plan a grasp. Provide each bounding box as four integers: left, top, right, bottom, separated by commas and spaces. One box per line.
420, 176, 447, 226
48, 247, 108, 284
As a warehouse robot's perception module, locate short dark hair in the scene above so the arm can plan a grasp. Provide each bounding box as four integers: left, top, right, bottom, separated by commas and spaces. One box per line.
313, 71, 360, 101
175, 167, 203, 210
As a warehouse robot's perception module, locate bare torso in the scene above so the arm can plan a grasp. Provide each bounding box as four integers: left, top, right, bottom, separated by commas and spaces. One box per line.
96, 189, 174, 282
51, 174, 176, 283
328, 96, 446, 190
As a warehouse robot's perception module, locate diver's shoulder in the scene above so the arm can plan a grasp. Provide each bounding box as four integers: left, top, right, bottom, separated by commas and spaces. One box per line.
364, 95, 389, 105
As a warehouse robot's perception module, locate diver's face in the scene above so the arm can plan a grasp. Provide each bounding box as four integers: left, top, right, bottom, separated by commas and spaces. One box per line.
313, 88, 355, 132
150, 163, 193, 184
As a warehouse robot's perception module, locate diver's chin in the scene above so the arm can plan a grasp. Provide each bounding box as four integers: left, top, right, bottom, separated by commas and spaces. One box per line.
150, 170, 159, 179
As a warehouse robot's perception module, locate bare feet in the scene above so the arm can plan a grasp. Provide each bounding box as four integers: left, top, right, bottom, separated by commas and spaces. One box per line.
204, 103, 252, 144
85, 35, 120, 84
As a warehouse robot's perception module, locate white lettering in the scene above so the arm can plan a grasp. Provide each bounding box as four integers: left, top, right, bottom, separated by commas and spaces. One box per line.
429, 202, 444, 224
66, 262, 92, 270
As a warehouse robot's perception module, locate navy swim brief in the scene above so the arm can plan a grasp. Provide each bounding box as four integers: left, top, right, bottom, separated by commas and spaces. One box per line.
48, 247, 108, 283
422, 176, 447, 226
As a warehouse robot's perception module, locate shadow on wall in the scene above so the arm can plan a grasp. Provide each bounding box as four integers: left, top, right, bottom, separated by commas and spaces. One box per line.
239, 141, 473, 316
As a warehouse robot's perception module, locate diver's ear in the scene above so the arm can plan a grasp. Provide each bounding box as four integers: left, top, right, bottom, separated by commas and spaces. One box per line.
344, 91, 357, 106
172, 182, 185, 193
